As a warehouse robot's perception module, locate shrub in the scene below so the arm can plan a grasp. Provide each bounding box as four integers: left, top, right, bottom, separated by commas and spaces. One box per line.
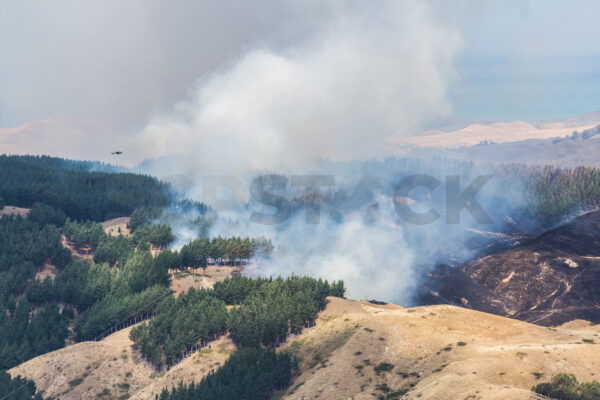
533, 373, 600, 399
374, 362, 395, 374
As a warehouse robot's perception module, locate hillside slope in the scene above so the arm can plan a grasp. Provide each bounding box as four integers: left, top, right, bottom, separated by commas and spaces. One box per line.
391, 118, 600, 150
419, 210, 600, 326
9, 325, 235, 400
280, 298, 600, 400
10, 297, 600, 400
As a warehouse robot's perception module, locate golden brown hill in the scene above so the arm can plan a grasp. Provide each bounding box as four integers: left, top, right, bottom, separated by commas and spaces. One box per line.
9, 325, 235, 400
281, 298, 600, 400
10, 297, 600, 400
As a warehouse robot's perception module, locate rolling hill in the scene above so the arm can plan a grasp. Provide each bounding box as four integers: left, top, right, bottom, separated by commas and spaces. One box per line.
419, 210, 600, 326
10, 297, 600, 399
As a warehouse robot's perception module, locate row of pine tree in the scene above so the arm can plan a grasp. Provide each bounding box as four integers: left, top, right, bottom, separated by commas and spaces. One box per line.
130, 276, 345, 369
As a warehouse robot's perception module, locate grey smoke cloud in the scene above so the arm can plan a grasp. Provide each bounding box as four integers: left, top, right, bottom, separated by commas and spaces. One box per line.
0, 1, 334, 138
133, 1, 462, 171
229, 196, 418, 305
2, 0, 600, 161
4, 0, 592, 303
130, 1, 467, 303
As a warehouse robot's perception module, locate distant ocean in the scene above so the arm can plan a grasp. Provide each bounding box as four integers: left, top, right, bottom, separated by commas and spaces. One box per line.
450, 57, 600, 122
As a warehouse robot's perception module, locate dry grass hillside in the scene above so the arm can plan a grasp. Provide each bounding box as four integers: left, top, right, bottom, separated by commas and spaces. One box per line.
9, 266, 241, 400
9, 325, 235, 400
9, 298, 600, 400
391, 119, 600, 149
169, 266, 242, 296
0, 205, 30, 216
9, 297, 600, 400
280, 298, 600, 400
101, 217, 131, 237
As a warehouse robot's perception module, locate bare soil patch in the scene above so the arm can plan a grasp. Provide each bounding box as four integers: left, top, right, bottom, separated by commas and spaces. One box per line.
35, 262, 57, 280
0, 205, 30, 217
100, 217, 131, 237
169, 266, 242, 296
61, 234, 93, 260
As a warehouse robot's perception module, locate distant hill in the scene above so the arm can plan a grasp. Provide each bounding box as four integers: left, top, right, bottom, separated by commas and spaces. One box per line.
386, 110, 600, 167
391, 110, 600, 150
0, 115, 116, 162
407, 132, 600, 167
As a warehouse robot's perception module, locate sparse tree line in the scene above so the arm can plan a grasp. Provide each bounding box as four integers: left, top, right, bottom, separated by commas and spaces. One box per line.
63, 218, 175, 256
157, 236, 274, 275
128, 207, 273, 268
130, 276, 345, 370
132, 237, 275, 282
63, 211, 275, 270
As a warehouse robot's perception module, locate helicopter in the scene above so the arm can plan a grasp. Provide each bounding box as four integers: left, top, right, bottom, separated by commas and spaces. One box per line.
111, 150, 123, 155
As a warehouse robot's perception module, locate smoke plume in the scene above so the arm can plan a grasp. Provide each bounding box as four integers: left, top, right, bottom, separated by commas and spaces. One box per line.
135, 1, 467, 304
134, 1, 462, 173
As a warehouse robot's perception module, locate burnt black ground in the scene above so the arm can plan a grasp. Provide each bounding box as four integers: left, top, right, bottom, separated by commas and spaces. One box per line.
417, 211, 600, 326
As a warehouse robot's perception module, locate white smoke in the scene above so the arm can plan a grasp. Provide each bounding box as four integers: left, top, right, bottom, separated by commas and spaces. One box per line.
135, 1, 465, 303
248, 195, 417, 304
133, 1, 462, 174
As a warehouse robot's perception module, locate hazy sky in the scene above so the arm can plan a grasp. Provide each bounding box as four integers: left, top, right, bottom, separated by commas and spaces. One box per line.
1, 0, 599, 160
